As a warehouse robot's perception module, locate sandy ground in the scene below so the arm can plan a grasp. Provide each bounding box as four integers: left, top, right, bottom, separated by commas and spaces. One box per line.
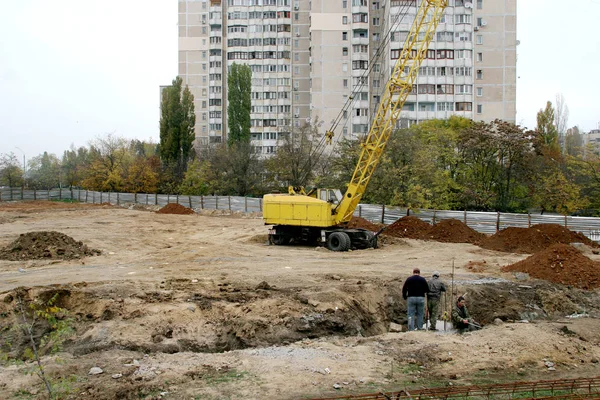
0, 201, 599, 399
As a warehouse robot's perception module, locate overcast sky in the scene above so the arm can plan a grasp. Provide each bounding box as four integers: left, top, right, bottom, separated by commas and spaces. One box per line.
1, 0, 599, 162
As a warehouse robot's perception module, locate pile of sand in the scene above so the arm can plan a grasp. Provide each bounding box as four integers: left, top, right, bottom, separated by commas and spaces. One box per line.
501, 244, 600, 289
0, 231, 101, 261
481, 224, 598, 254
156, 203, 195, 215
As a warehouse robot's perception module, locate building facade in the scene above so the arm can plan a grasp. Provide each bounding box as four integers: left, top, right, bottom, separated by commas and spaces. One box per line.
178, 0, 517, 152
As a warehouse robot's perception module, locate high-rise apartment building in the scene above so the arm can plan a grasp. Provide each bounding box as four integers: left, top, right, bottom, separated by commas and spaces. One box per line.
178, 0, 517, 152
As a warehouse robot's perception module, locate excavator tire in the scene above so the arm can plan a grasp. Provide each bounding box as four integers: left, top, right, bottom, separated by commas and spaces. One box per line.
327, 231, 351, 252
270, 234, 290, 245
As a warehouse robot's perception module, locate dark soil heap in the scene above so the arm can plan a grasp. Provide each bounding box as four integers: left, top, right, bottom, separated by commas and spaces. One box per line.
0, 231, 101, 261
345, 217, 383, 232
501, 243, 600, 290
481, 223, 599, 254
156, 203, 196, 215
384, 216, 432, 239
426, 218, 486, 244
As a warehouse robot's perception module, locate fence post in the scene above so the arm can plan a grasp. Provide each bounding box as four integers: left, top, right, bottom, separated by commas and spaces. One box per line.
71, 188, 73, 201
216, 196, 219, 210
244, 196, 248, 212
108, 192, 111, 204
92, 192, 95, 204
528, 213, 531, 228
200, 196, 204, 209
21, 187, 24, 200
167, 194, 170, 204
34, 189, 37, 200
406, 208, 410, 217
100, 192, 103, 203
228, 196, 231, 211
259, 198, 262, 212
358, 205, 362, 218
134, 192, 137, 204
176, 194, 179, 205
85, 190, 88, 203
433, 209, 437, 225
381, 204, 385, 224
464, 210, 467, 225
496, 211, 501, 232
155, 193, 158, 205
565, 215, 568, 228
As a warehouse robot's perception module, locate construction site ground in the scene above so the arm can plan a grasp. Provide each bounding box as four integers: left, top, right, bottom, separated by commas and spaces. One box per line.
1, 201, 600, 399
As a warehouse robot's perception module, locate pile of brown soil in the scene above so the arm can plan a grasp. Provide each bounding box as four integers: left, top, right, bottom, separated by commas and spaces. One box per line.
156, 203, 195, 215
481, 224, 598, 254
426, 218, 486, 244
0, 231, 101, 261
384, 216, 432, 239
501, 244, 600, 290
345, 217, 383, 232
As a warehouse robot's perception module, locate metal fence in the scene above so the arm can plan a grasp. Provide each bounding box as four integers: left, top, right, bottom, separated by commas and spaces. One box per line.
2, 188, 600, 241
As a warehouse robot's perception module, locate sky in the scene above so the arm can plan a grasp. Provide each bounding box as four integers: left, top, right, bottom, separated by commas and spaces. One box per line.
1, 0, 599, 162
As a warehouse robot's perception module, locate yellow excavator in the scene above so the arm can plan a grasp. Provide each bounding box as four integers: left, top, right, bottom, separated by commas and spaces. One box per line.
264, 0, 447, 251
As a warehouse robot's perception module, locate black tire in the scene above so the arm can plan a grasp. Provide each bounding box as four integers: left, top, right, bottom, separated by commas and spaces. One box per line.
327, 231, 351, 252
371, 236, 379, 249
270, 234, 290, 245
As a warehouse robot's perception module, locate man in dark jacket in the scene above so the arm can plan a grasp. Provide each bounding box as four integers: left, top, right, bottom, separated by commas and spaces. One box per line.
402, 268, 430, 331
426, 271, 446, 331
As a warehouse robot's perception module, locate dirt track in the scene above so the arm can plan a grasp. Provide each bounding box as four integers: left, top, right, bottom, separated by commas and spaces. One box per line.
1, 201, 600, 399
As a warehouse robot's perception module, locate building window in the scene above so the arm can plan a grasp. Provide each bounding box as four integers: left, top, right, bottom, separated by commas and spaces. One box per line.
455, 102, 472, 111
476, 69, 483, 79
477, 0, 483, 9
477, 104, 483, 114
343, 0, 348, 8
477, 87, 483, 96
477, 52, 483, 62
342, 16, 348, 24
343, 79, 348, 88
342, 31, 348, 40
342, 47, 348, 56
476, 35, 483, 45
295, 52, 299, 61
455, 14, 471, 24
477, 17, 483, 27
295, 12, 299, 20
373, 17, 380, 26
342, 63, 348, 72
294, 66, 300, 75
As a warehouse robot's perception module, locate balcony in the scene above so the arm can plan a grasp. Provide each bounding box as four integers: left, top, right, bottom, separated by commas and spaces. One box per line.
351, 36, 369, 46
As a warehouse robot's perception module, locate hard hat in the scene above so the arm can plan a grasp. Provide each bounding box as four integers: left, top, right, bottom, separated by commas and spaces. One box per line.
432, 271, 440, 277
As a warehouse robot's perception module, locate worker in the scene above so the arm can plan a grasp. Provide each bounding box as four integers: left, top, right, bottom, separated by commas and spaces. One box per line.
451, 296, 480, 333
402, 268, 430, 331
426, 271, 446, 331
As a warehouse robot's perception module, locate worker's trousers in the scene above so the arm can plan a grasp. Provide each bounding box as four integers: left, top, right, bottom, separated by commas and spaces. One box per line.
427, 297, 440, 330
407, 296, 425, 330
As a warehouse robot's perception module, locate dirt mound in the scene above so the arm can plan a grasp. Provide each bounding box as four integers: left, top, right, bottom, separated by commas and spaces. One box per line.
481, 223, 598, 254
384, 216, 432, 239
0, 231, 101, 261
156, 203, 195, 215
501, 244, 600, 289
345, 216, 383, 232
426, 218, 486, 244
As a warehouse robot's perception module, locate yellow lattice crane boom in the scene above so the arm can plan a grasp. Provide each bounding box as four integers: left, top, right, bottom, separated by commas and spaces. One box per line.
263, 0, 448, 251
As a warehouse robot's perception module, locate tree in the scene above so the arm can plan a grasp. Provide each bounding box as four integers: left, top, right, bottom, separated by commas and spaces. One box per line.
227, 63, 252, 144
159, 76, 196, 181
264, 120, 321, 190
554, 93, 569, 150
204, 141, 264, 196
81, 133, 129, 192
534, 101, 560, 154
62, 146, 90, 189
124, 155, 160, 194
0, 152, 24, 188
179, 158, 217, 195
565, 126, 583, 157
26, 152, 61, 190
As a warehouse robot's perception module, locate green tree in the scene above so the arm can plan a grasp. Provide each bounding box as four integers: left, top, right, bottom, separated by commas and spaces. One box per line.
62, 146, 90, 189
26, 152, 62, 190
534, 101, 560, 154
565, 126, 583, 157
205, 141, 264, 196
159, 76, 196, 181
81, 133, 128, 192
180, 158, 217, 195
0, 152, 24, 188
227, 63, 252, 144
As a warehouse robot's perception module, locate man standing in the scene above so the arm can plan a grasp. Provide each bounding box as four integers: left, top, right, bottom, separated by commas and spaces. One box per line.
402, 268, 430, 331
426, 271, 446, 331
451, 296, 480, 333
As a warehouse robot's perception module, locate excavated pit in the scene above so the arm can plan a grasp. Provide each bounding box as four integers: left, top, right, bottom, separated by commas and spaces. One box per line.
2, 277, 598, 360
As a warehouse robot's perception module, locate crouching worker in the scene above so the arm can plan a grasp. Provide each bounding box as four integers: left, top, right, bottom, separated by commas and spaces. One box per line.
451, 296, 481, 333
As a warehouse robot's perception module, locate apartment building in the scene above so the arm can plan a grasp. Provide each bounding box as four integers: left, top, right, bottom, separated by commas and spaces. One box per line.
178, 0, 517, 152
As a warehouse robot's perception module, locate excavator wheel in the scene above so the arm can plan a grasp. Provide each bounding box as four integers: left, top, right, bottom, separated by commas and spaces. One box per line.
269, 234, 290, 245
327, 232, 351, 252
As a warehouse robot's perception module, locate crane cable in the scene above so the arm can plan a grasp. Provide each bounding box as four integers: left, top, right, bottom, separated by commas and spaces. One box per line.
297, 2, 416, 184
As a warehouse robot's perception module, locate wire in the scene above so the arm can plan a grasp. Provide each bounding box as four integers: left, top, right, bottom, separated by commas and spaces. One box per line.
298, 2, 417, 184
